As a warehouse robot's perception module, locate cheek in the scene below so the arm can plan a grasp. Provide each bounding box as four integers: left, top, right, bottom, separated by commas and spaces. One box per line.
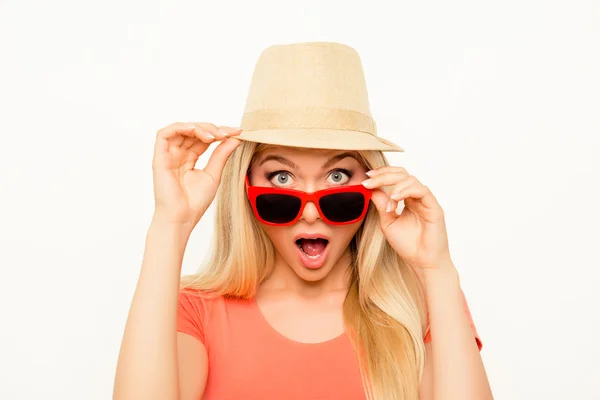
262, 226, 292, 248
332, 225, 361, 244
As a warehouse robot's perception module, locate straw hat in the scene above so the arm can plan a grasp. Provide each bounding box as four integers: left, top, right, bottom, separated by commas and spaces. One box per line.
235, 41, 404, 152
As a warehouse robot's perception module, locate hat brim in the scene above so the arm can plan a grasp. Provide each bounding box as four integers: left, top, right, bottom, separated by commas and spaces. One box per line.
234, 129, 404, 152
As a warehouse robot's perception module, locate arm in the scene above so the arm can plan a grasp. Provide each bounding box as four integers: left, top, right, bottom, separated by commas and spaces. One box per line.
113, 122, 242, 400
113, 217, 206, 400
360, 165, 491, 398
418, 264, 493, 400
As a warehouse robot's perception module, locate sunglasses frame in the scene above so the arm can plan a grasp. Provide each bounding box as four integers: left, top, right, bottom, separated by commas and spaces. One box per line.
245, 175, 373, 226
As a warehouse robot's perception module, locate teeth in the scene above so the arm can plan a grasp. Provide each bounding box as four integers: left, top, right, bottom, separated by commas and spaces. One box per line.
296, 242, 322, 258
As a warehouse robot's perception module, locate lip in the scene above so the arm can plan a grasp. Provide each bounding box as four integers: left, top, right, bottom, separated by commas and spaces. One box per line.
293, 233, 330, 270
293, 233, 331, 242
295, 240, 330, 269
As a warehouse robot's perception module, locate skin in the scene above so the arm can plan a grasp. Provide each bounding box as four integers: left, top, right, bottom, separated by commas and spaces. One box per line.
362, 168, 493, 399
113, 122, 493, 400
248, 146, 369, 343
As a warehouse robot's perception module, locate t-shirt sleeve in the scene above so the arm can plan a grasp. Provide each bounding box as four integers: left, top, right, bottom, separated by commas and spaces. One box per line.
423, 289, 483, 351
177, 289, 208, 343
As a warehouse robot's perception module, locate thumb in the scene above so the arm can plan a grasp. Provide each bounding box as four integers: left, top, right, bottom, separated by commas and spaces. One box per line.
203, 138, 242, 183
370, 188, 397, 227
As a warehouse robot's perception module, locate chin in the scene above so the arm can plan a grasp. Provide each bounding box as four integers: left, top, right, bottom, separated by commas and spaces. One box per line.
290, 260, 337, 282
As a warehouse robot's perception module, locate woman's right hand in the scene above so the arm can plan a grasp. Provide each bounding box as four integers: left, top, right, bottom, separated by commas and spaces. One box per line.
151, 122, 242, 229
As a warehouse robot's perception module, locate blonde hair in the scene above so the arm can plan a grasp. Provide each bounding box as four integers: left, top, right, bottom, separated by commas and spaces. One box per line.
180, 141, 428, 399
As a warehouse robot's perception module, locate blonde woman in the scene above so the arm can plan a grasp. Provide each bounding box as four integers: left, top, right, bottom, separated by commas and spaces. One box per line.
114, 42, 493, 400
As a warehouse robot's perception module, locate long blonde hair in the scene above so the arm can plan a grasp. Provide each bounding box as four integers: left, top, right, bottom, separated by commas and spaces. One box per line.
180, 141, 428, 399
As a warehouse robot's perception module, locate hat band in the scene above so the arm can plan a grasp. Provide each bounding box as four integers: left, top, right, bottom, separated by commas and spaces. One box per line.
240, 107, 377, 135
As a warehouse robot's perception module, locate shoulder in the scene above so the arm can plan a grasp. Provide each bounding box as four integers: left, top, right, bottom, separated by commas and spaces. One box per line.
177, 289, 229, 344
178, 288, 256, 343
178, 288, 225, 316
179, 288, 223, 304
178, 288, 253, 319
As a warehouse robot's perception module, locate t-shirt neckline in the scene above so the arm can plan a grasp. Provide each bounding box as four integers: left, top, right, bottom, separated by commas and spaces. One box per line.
248, 296, 347, 346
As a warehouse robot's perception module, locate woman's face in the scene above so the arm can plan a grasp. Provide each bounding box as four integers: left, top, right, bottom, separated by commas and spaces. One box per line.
248, 146, 369, 282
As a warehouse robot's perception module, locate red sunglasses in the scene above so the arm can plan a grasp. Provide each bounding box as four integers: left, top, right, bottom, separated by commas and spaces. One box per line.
245, 175, 373, 226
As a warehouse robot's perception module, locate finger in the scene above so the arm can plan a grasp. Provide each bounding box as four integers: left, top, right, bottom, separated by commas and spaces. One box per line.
156, 122, 199, 140
385, 198, 405, 214
203, 138, 242, 184
191, 123, 241, 140
181, 136, 196, 149
385, 177, 419, 215
155, 122, 198, 148
391, 182, 439, 209
393, 199, 405, 215
182, 123, 223, 145
154, 123, 194, 163
186, 127, 236, 156
218, 125, 243, 137
362, 172, 409, 189
184, 125, 225, 149
389, 176, 420, 200
366, 166, 408, 177
155, 122, 213, 148
184, 122, 224, 141
173, 125, 215, 150
370, 188, 398, 227
188, 139, 210, 157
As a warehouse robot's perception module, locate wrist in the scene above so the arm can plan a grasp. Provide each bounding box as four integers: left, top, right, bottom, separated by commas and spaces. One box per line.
150, 212, 195, 234
148, 214, 194, 245
419, 262, 461, 295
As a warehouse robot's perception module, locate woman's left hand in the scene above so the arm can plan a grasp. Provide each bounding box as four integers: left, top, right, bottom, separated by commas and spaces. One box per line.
362, 166, 453, 271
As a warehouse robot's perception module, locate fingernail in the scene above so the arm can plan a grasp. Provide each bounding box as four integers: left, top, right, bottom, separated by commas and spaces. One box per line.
396, 200, 405, 214
362, 179, 374, 188
207, 133, 215, 139
218, 129, 229, 137
386, 201, 393, 212
365, 170, 375, 176
390, 193, 402, 200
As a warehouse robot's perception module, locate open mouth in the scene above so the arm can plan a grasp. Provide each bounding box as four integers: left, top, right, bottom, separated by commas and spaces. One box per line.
294, 236, 330, 270
295, 238, 329, 257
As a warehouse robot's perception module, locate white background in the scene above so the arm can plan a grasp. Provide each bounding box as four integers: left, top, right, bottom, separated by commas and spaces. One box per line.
1, 0, 599, 399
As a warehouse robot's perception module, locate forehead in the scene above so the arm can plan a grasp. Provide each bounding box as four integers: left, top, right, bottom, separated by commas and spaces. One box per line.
256, 145, 359, 163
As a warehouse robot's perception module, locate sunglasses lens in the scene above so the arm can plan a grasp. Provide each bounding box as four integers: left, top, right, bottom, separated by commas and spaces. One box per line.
256, 194, 302, 224
319, 192, 365, 223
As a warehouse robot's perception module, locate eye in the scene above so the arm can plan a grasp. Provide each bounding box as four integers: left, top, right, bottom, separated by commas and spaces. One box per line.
267, 171, 294, 187
327, 169, 352, 184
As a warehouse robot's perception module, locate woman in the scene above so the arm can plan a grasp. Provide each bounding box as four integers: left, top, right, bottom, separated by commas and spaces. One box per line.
114, 42, 492, 400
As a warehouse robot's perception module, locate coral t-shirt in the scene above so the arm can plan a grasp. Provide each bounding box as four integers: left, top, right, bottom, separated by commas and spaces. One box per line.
177, 289, 482, 400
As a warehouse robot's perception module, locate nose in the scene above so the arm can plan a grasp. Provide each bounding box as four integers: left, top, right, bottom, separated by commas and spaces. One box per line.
300, 201, 321, 223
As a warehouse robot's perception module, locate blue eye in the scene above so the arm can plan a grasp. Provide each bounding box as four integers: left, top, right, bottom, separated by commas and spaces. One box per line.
327, 169, 352, 184
266, 169, 353, 187
267, 171, 294, 187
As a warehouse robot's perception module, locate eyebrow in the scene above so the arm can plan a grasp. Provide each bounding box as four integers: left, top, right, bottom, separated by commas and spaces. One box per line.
258, 152, 359, 170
